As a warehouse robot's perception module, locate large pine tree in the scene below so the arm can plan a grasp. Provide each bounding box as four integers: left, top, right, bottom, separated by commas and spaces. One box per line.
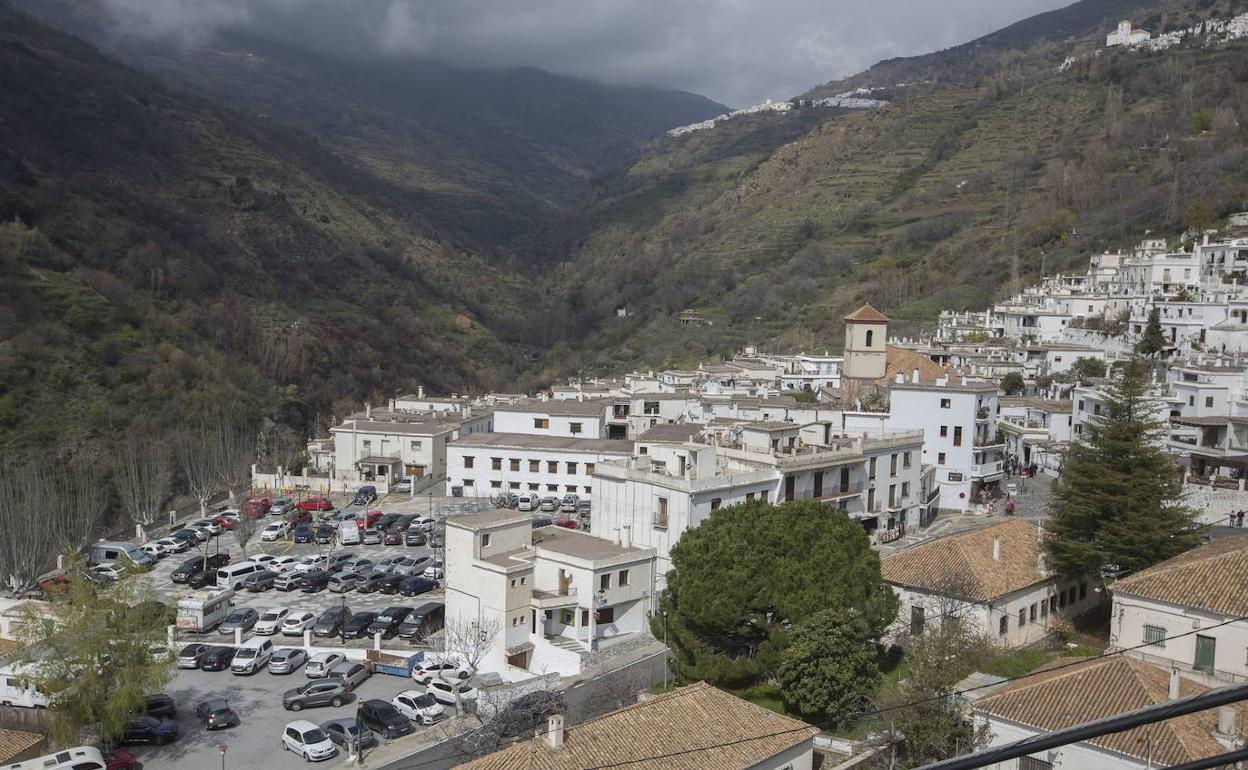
1045, 358, 1196, 578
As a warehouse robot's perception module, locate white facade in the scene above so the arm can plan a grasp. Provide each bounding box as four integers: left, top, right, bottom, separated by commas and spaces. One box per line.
1106, 19, 1151, 46
1112, 590, 1248, 683
492, 401, 609, 439
447, 434, 632, 499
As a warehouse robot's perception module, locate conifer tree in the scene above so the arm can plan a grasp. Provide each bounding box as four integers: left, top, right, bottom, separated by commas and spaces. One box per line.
1136, 307, 1167, 357
1045, 358, 1195, 578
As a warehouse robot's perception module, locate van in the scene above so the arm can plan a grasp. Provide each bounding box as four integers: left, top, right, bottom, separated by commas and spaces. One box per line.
216, 561, 262, 590
398, 602, 444, 642
230, 637, 273, 675
88, 540, 154, 570
517, 493, 540, 512
339, 521, 361, 545
0, 664, 49, 708
6, 746, 109, 770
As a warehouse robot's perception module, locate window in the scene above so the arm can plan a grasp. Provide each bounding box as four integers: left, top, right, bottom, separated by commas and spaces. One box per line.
491, 457, 502, 471
600, 574, 611, 591
619, 569, 629, 586
939, 425, 948, 438
534, 418, 549, 429
510, 579, 517, 588
1143, 625, 1167, 648
711, 498, 722, 510
745, 492, 755, 502
644, 401, 660, 415
584, 463, 596, 476
1195, 635, 1217, 673
655, 498, 669, 528
548, 461, 558, 473
595, 607, 616, 624
940, 398, 951, 409
1019, 608, 1026, 626
528, 459, 539, 472
361, 440, 372, 452
1029, 603, 1037, 621
890, 454, 898, 475
901, 482, 910, 499
565, 485, 576, 493
464, 456, 475, 469
490, 480, 501, 489
482, 533, 491, 548
410, 440, 423, 451
1019, 758, 1054, 770
463, 479, 474, 487
888, 484, 897, 507
1040, 601, 1048, 618
547, 484, 558, 492
1058, 590, 1067, 608
938, 452, 946, 464
559, 608, 575, 626
903, 451, 912, 469
566, 462, 578, 474
510, 458, 520, 472
910, 606, 926, 635
1049, 595, 1057, 612
1206, 396, 1215, 408
999, 615, 1008, 635
866, 329, 875, 346
570, 422, 583, 435
869, 458, 877, 480
509, 482, 520, 489
521, 577, 526, 585
760, 490, 769, 502
583, 486, 591, 494
528, 483, 539, 491
953, 426, 963, 447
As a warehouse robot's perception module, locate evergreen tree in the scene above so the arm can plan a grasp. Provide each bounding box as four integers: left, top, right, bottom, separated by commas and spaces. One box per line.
1135, 307, 1167, 357
775, 608, 881, 725
1045, 358, 1195, 578
999, 372, 1025, 395
654, 499, 896, 689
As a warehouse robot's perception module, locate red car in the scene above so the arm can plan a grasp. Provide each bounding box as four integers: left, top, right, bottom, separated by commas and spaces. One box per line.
244, 496, 271, 517
212, 514, 238, 530
295, 496, 334, 512
285, 509, 313, 526
359, 510, 385, 529
37, 574, 73, 595
105, 749, 139, 770
553, 517, 579, 530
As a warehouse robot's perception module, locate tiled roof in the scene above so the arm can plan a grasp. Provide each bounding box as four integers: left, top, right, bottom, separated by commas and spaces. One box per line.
456, 682, 817, 770
975, 656, 1246, 766
845, 304, 890, 323
0, 728, 43, 764
1112, 534, 1248, 617
881, 519, 1047, 601
0, 638, 27, 659
882, 345, 962, 386
498, 399, 611, 417
636, 423, 704, 443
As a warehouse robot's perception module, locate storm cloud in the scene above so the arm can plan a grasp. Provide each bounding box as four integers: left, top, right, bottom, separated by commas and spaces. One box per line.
100, 0, 1073, 106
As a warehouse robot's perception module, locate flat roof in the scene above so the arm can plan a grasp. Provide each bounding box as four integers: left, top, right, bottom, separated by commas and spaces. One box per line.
496, 399, 610, 417
889, 382, 999, 394
531, 526, 652, 562
445, 509, 532, 531
330, 418, 462, 435
449, 432, 633, 454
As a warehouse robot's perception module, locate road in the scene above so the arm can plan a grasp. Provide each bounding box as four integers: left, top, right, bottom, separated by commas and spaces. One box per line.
373, 650, 670, 770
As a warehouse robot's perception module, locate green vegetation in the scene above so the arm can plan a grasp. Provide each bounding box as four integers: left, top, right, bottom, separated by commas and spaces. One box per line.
775, 609, 882, 725
1136, 308, 1168, 357
1000, 372, 1025, 395
1046, 358, 1197, 579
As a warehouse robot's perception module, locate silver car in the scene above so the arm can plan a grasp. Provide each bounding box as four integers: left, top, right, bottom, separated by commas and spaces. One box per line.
327, 661, 372, 692
327, 571, 360, 593
269, 648, 309, 675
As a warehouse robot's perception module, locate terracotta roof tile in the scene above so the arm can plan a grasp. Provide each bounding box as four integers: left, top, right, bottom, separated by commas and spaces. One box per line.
881, 345, 961, 386
456, 682, 818, 770
882, 519, 1046, 601
975, 656, 1245, 766
1112, 535, 1248, 617
844, 304, 890, 323
0, 728, 43, 764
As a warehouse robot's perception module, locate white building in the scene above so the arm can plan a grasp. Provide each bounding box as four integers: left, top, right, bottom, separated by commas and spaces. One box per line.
446, 434, 633, 499
1110, 534, 1248, 683
327, 409, 490, 486
881, 519, 1098, 648
1106, 19, 1152, 46
997, 398, 1072, 475
492, 399, 610, 439
443, 509, 655, 678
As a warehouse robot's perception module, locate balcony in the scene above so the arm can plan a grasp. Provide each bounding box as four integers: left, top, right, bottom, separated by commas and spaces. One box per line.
971, 460, 1004, 479
531, 586, 579, 610
652, 515, 669, 530
816, 482, 865, 501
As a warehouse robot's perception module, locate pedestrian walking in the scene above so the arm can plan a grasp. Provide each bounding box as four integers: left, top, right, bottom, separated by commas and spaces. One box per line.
1238, 510, 1244, 528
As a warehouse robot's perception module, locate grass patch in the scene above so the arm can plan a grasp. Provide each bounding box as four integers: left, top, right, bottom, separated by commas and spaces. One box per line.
738, 684, 787, 715
980, 647, 1051, 679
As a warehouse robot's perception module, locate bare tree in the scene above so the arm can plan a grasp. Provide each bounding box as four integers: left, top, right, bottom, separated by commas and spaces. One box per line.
49, 457, 109, 555
175, 419, 221, 516
211, 413, 255, 505
444, 615, 502, 675
113, 427, 170, 540
233, 513, 259, 558
0, 459, 59, 595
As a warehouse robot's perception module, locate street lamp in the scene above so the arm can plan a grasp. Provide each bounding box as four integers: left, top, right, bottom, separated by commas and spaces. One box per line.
218, 743, 227, 770
662, 610, 669, 690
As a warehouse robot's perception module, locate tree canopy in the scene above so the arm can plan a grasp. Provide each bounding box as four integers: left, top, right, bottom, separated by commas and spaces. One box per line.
775, 608, 881, 724
999, 372, 1025, 395
1135, 308, 1166, 357
655, 499, 896, 689
1045, 358, 1196, 578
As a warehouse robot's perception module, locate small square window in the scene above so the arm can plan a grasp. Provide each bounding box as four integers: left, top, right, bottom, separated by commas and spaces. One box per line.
482, 533, 492, 548
940, 399, 951, 409
619, 569, 630, 586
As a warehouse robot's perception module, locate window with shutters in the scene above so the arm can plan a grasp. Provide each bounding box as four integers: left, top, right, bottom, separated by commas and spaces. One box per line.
1144, 625, 1167, 648
548, 461, 558, 473
491, 457, 502, 471
534, 418, 549, 429
529, 460, 539, 473
510, 458, 520, 472
586, 463, 595, 476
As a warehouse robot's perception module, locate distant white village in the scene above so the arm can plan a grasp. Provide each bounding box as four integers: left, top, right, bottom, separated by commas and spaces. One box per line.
666, 87, 890, 137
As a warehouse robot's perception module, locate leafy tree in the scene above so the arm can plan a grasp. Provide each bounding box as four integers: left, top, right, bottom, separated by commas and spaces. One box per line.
1135, 308, 1166, 357
999, 372, 1025, 395
654, 500, 896, 689
1045, 358, 1196, 579
16, 560, 174, 745
776, 608, 881, 725
1069, 356, 1106, 380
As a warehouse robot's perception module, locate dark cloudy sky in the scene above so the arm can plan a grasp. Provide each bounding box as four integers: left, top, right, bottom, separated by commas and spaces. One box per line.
101, 0, 1074, 106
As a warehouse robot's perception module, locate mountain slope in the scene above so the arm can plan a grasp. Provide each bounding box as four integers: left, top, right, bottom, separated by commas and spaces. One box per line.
0, 4, 531, 449
531, 0, 1248, 383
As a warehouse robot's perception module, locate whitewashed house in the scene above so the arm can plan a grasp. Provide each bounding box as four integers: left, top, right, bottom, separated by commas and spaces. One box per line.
446, 434, 633, 500
1106, 19, 1151, 46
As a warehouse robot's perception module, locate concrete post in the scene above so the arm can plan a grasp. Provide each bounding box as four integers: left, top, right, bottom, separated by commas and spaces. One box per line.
56, 554, 64, 571
374, 632, 383, 651
170, 510, 178, 527
305, 630, 313, 648
235, 628, 242, 646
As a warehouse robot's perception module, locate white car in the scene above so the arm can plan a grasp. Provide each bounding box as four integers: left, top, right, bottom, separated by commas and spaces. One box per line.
392, 476, 414, 493
304, 652, 345, 678
271, 498, 293, 516
261, 521, 290, 542
154, 536, 191, 554
254, 607, 291, 636
268, 555, 299, 573
281, 611, 317, 637
282, 719, 337, 762
89, 562, 126, 582
411, 515, 436, 531
422, 560, 444, 580
191, 518, 224, 535
140, 543, 169, 560
411, 659, 473, 684
246, 554, 278, 569
290, 556, 323, 574
424, 678, 478, 706
392, 690, 446, 725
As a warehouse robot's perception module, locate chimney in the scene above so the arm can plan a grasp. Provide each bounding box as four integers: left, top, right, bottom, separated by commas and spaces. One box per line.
545, 714, 565, 750
365, 403, 372, 419
1215, 706, 1239, 749
894, 373, 905, 384
936, 375, 949, 387
418, 385, 425, 399
614, 527, 622, 546
1169, 668, 1181, 700
992, 537, 1001, 561
912, 368, 920, 384
622, 524, 632, 549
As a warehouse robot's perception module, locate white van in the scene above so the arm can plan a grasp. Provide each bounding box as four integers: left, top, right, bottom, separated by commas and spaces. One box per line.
339, 521, 361, 545
230, 637, 274, 675
216, 561, 262, 590
517, 493, 540, 512
6, 746, 108, 770
0, 664, 49, 708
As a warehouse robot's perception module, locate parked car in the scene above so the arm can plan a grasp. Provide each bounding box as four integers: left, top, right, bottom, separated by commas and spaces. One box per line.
357, 699, 414, 740
199, 646, 236, 672
392, 690, 445, 725
362, 528, 382, 545
273, 571, 303, 592
398, 602, 444, 642
342, 611, 378, 640
325, 551, 354, 571
293, 524, 314, 544
245, 495, 271, 516
103, 749, 139, 769
377, 553, 407, 569
271, 497, 293, 516
268, 647, 310, 675
539, 496, 559, 512
283, 680, 350, 711
246, 553, 279, 569
196, 698, 240, 730
89, 563, 126, 582
314, 524, 337, 545
382, 529, 404, 546
154, 536, 190, 554
398, 576, 438, 597
212, 514, 238, 530
261, 521, 290, 542
281, 611, 317, 636
313, 606, 352, 638
376, 513, 401, 530
327, 571, 359, 594
576, 500, 591, 517
190, 518, 223, 536
354, 570, 389, 594
428, 531, 444, 549
404, 527, 426, 547
327, 661, 371, 692
267, 555, 299, 573
171, 554, 229, 583
301, 569, 331, 593
391, 556, 431, 576
285, 509, 313, 526
421, 560, 444, 580
368, 606, 414, 639
139, 543, 169, 560
553, 517, 579, 530
290, 555, 324, 573
560, 494, 580, 513
361, 510, 384, 529
218, 608, 259, 635
517, 492, 540, 512
378, 573, 406, 595
320, 717, 376, 750
411, 658, 472, 684
530, 516, 553, 528
185, 569, 217, 589
304, 651, 345, 678
243, 569, 278, 592
295, 496, 334, 512
177, 643, 211, 669
351, 486, 377, 506
425, 678, 478, 707
230, 637, 274, 675
392, 476, 414, 493
281, 719, 338, 762
143, 694, 177, 719
120, 715, 178, 745
171, 528, 207, 545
